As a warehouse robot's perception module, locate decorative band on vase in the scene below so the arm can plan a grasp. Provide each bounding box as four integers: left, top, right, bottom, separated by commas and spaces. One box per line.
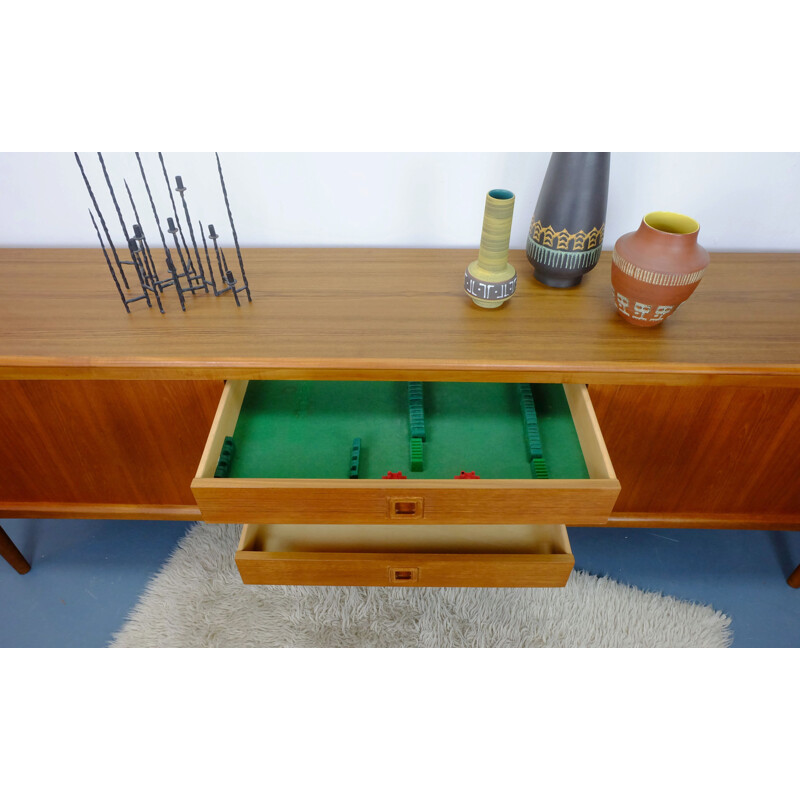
464, 270, 517, 302
611, 288, 682, 324
529, 221, 605, 251
612, 249, 706, 287
526, 238, 603, 271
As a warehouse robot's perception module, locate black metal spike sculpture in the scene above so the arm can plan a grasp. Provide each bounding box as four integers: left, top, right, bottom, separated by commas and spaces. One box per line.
158, 152, 198, 282
135, 151, 188, 311
207, 223, 225, 278
131, 223, 157, 287
98, 153, 131, 242
125, 180, 161, 285
166, 216, 202, 296
89, 210, 131, 311
199, 220, 226, 294
97, 152, 162, 309
127, 237, 163, 313
78, 151, 252, 314
216, 153, 251, 301
206, 224, 243, 306
75, 153, 130, 290
175, 175, 213, 294
220, 248, 241, 307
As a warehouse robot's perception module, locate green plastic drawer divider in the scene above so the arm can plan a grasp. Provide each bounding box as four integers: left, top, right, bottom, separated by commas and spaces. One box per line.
349, 437, 361, 479
214, 436, 236, 478
410, 437, 424, 472
518, 384, 548, 478
408, 381, 426, 441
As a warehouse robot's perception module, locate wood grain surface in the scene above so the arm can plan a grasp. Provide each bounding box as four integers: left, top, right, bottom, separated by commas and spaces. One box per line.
192, 478, 621, 525
235, 551, 576, 587
0, 380, 223, 509
589, 384, 800, 528
1, 248, 798, 386
0, 502, 202, 520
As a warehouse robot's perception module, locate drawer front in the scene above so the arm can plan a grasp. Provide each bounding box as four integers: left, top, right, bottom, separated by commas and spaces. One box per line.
192, 380, 620, 525
235, 523, 575, 587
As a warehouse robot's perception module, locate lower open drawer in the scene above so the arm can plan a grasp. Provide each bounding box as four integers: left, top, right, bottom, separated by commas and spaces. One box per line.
236, 522, 574, 587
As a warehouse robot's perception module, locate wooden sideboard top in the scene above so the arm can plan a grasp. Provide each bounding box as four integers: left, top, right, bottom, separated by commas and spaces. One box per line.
0, 247, 798, 385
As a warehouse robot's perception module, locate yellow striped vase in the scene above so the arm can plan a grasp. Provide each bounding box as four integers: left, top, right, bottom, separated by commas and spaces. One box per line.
464, 190, 517, 309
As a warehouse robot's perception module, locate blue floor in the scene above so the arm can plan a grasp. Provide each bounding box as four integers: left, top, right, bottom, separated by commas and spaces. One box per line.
1, 518, 798, 647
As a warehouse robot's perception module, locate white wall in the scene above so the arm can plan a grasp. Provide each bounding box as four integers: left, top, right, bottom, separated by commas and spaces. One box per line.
0, 152, 797, 252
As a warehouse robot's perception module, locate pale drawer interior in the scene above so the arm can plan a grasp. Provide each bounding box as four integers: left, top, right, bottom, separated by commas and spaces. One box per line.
235, 522, 575, 586
238, 522, 572, 555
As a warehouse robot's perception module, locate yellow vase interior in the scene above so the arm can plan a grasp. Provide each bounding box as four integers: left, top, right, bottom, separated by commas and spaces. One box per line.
644, 211, 700, 235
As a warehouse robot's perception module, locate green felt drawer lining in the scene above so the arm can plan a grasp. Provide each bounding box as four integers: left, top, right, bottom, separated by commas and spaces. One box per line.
227, 381, 589, 480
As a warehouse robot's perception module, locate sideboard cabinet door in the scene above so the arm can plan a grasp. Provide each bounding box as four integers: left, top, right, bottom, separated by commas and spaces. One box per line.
0, 380, 224, 518
588, 384, 800, 529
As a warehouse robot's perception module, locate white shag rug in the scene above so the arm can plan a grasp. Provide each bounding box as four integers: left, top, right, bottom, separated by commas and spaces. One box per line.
110, 523, 733, 648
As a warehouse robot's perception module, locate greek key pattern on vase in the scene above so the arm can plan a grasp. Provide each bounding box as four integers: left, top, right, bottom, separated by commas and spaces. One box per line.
527, 238, 603, 271
464, 270, 517, 301
529, 220, 605, 251
612, 249, 706, 287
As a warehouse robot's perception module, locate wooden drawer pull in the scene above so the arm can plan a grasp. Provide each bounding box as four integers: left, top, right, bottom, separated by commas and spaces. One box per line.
388, 497, 424, 519
389, 567, 419, 583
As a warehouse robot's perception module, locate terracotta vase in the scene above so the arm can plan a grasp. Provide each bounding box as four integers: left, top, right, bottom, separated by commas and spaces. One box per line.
526, 152, 610, 288
611, 211, 709, 327
464, 189, 517, 308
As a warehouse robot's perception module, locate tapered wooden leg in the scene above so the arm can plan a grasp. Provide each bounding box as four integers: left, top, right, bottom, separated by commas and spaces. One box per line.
788, 564, 800, 589
0, 523, 30, 574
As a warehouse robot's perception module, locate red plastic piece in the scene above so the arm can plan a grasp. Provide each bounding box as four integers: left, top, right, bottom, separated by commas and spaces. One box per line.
454, 471, 480, 479
382, 471, 407, 479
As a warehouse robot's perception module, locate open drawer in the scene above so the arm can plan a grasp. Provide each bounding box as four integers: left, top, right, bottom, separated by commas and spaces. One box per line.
192, 379, 620, 524
236, 522, 575, 587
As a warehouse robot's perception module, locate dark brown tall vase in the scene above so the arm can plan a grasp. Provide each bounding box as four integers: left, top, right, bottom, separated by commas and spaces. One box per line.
526, 152, 610, 288
611, 211, 709, 327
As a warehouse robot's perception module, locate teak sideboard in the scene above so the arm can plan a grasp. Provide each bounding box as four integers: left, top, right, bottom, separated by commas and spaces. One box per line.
1, 248, 799, 587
